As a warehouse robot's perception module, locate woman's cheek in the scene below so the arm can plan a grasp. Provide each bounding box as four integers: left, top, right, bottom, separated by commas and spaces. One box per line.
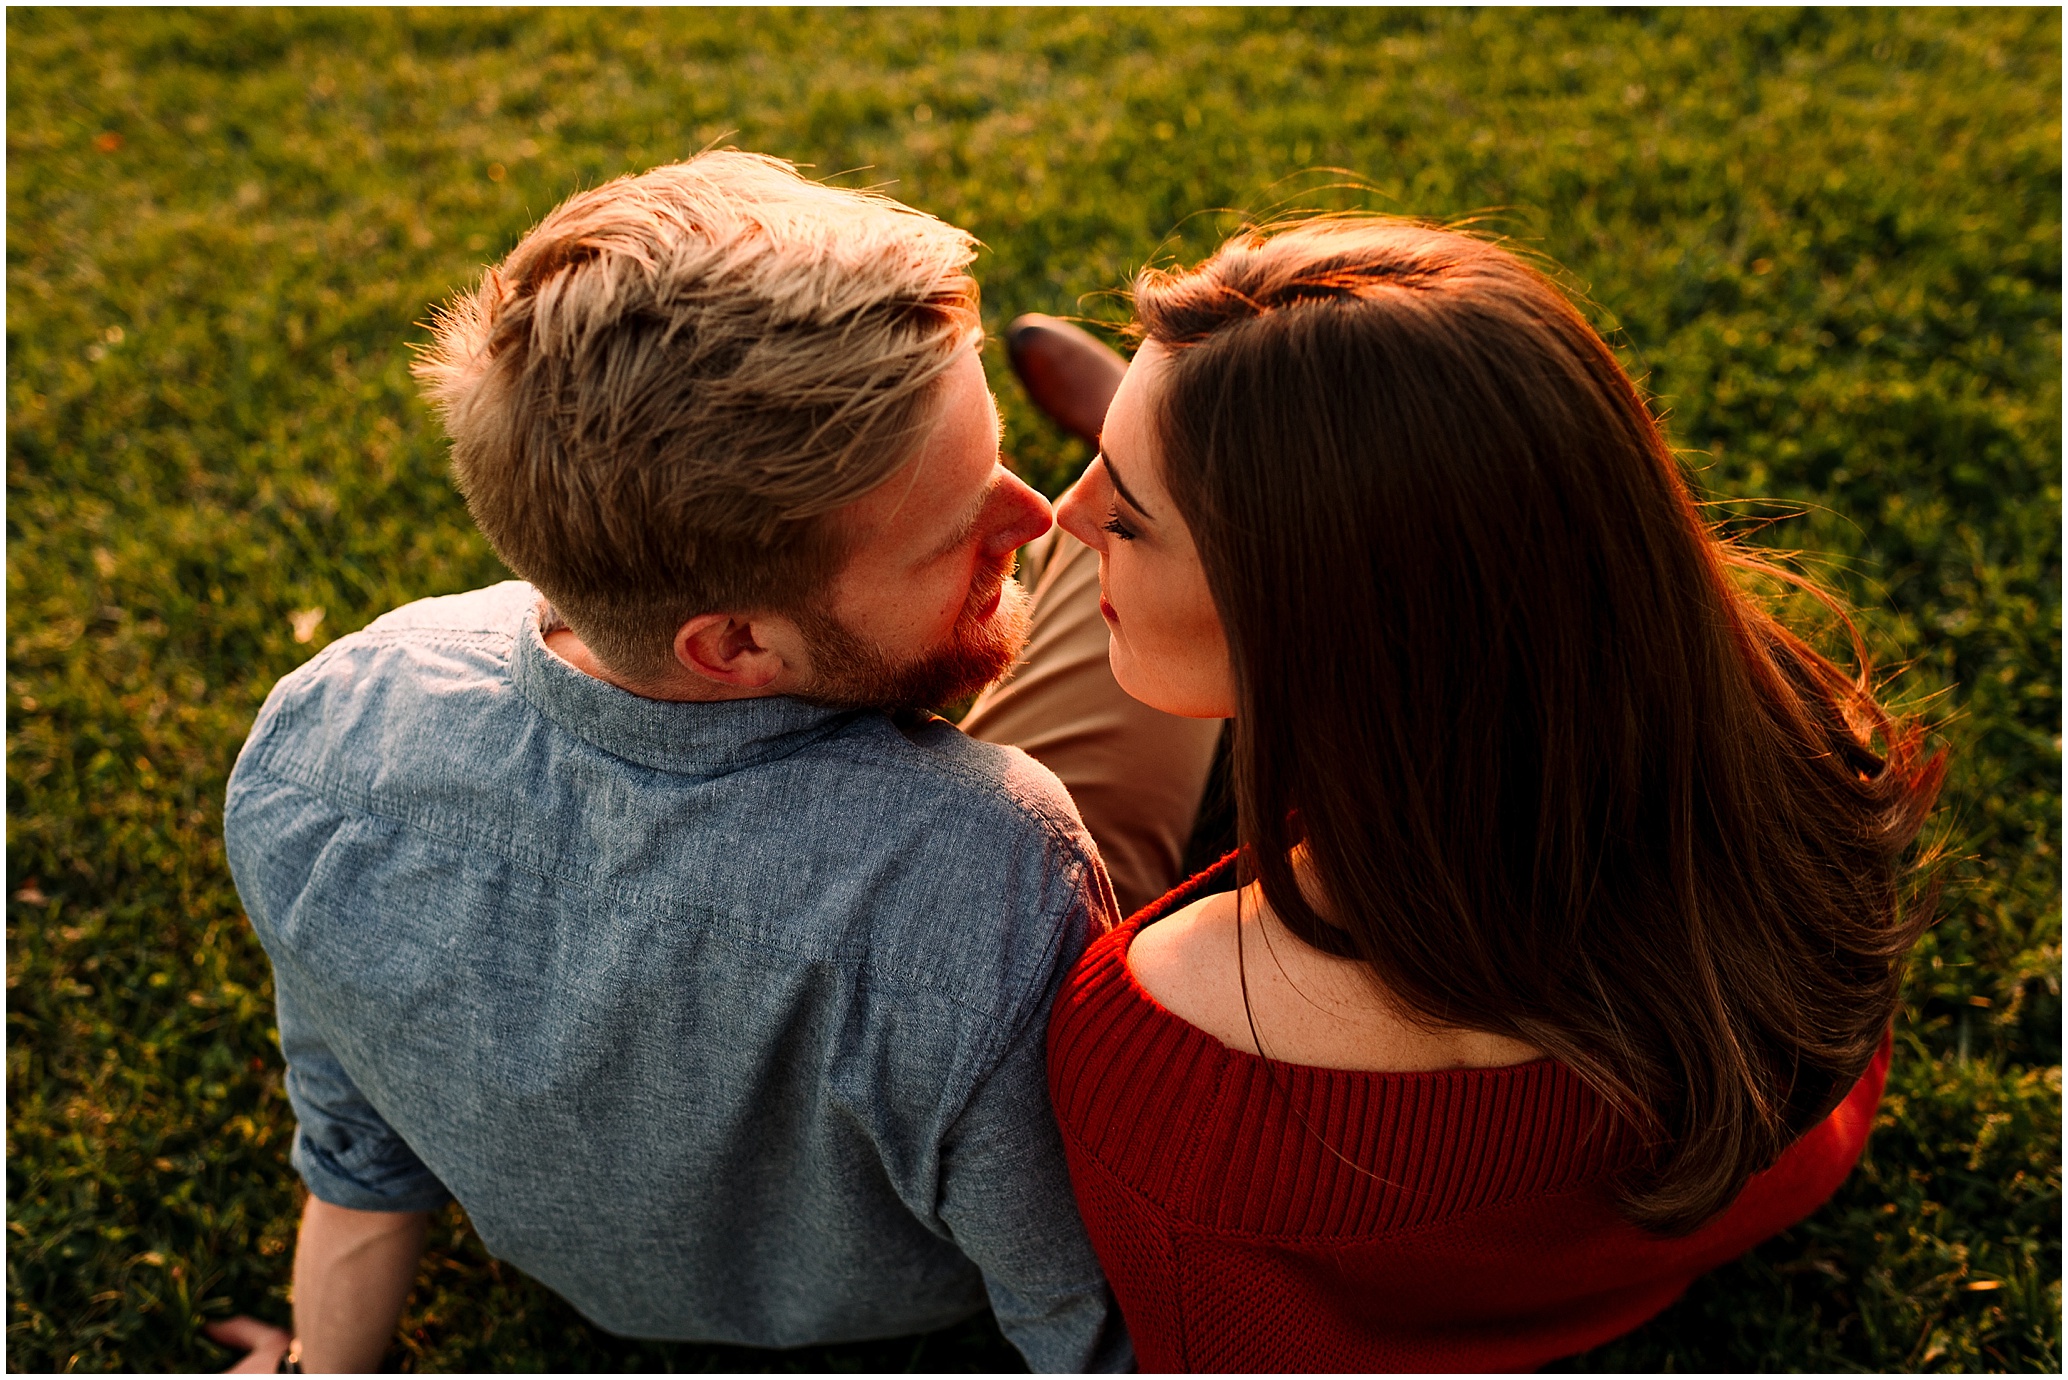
1110, 573, 1168, 683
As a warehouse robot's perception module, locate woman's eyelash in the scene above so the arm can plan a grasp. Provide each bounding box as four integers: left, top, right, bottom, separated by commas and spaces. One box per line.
1101, 509, 1138, 541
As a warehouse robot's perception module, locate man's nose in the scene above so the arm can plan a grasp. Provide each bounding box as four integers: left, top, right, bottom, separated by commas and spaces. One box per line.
984, 469, 1055, 558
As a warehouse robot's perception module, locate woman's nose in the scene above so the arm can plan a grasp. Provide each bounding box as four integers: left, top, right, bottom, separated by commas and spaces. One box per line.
1053, 466, 1105, 551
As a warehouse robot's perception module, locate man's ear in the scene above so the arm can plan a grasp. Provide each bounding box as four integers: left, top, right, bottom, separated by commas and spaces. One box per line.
672, 612, 802, 691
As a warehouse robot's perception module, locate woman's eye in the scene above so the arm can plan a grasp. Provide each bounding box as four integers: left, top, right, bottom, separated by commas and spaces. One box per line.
1100, 509, 1138, 542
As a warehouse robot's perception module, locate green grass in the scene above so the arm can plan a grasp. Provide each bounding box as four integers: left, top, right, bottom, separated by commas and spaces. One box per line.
7, 7, 2058, 1372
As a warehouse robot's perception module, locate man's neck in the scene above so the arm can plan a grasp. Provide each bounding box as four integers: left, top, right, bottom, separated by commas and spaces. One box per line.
541, 626, 775, 704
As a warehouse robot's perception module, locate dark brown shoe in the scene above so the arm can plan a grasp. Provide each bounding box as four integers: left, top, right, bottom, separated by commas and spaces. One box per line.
1004, 314, 1128, 446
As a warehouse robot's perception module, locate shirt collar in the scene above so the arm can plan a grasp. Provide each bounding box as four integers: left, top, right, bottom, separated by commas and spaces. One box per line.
508, 597, 864, 777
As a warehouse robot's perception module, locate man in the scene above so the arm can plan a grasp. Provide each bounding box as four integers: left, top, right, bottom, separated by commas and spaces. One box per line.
214, 152, 1140, 1372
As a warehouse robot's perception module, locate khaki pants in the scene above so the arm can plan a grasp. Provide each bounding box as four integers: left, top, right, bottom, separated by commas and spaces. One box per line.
961, 529, 1225, 917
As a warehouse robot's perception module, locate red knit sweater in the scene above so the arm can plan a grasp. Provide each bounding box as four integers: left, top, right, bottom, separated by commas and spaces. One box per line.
1047, 859, 1891, 1373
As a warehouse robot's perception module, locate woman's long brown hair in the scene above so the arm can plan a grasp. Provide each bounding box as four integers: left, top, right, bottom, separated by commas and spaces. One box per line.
1133, 217, 1945, 1234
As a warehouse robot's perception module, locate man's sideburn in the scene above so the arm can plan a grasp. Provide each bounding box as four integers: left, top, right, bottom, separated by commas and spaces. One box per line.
794, 560, 1030, 712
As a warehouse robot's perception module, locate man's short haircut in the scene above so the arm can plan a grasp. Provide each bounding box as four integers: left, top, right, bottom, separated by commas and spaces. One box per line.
414, 151, 982, 679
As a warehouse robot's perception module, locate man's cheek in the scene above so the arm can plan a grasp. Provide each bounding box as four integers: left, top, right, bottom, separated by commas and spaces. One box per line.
903, 581, 963, 643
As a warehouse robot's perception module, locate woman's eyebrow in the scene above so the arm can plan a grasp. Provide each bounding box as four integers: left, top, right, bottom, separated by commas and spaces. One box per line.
1100, 450, 1155, 519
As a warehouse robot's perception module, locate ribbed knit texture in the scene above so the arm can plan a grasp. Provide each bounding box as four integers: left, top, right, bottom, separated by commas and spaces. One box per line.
1047, 855, 1892, 1372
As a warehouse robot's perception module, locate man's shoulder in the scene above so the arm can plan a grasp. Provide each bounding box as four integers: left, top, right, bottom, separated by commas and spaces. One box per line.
845, 711, 1092, 856
766, 712, 1116, 1013
234, 582, 534, 776
803, 708, 1113, 926
227, 592, 1115, 1022
355, 579, 538, 641
288, 578, 533, 679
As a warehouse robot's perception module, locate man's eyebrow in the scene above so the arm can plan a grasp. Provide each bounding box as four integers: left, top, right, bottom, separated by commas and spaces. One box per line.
1100, 450, 1155, 520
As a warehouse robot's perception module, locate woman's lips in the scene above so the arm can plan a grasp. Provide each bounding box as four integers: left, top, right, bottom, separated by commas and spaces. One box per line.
1099, 596, 1118, 624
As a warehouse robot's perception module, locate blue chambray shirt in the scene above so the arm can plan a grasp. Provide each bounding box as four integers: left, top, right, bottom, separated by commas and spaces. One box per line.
224, 582, 1131, 1371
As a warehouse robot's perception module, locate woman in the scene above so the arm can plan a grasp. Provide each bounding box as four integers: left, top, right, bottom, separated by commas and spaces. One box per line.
1038, 218, 1944, 1371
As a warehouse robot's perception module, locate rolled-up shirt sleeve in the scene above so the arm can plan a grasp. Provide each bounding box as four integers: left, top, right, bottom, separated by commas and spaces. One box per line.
279, 985, 451, 1214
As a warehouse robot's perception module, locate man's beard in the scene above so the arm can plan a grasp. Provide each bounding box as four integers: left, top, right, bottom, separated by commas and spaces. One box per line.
791, 562, 1031, 713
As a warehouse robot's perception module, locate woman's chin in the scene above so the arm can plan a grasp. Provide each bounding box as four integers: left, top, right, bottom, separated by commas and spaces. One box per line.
1107, 647, 1158, 710
1110, 646, 1219, 719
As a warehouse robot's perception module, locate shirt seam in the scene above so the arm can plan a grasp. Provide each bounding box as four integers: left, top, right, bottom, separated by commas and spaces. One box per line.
235, 754, 1061, 1026
284, 628, 1086, 852
932, 846, 1096, 1164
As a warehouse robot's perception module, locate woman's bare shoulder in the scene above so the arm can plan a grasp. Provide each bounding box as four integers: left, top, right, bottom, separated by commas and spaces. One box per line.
1128, 887, 1545, 1073
1126, 890, 1245, 1038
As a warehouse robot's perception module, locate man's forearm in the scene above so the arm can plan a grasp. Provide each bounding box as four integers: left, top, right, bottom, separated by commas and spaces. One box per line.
291, 1198, 429, 1372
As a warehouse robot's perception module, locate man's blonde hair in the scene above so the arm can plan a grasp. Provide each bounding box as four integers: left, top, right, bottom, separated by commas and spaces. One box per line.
414, 151, 981, 679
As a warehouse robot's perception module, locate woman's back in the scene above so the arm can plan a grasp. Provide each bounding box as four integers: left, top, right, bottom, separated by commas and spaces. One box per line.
1050, 862, 1892, 1372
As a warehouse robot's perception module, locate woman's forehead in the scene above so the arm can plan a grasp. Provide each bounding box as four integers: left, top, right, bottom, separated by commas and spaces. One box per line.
1103, 344, 1174, 499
